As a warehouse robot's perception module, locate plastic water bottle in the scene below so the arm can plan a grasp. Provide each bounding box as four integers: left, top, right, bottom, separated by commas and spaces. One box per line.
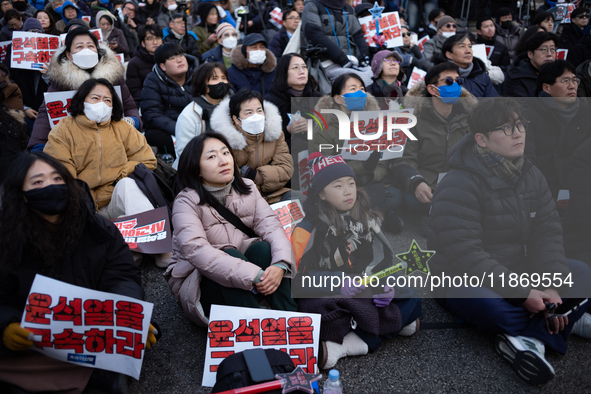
323, 369, 343, 394
160, 147, 174, 165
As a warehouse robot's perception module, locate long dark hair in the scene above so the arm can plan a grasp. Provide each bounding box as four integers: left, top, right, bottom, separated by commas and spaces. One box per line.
34, 9, 60, 36
69, 78, 124, 121
0, 152, 86, 275
273, 53, 318, 92
176, 132, 251, 206
191, 62, 230, 97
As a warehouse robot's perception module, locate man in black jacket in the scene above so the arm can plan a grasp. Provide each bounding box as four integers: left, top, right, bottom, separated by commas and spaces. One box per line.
268, 8, 299, 60
126, 25, 163, 106
558, 7, 589, 51
476, 16, 510, 71
429, 98, 591, 385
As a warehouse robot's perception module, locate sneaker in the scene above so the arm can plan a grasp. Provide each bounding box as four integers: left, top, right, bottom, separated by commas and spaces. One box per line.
495, 334, 555, 385
154, 252, 172, 268
131, 252, 143, 266
571, 312, 591, 338
399, 318, 420, 336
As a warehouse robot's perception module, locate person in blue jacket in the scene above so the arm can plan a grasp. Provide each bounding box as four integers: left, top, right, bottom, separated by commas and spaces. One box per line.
228, 33, 276, 95
201, 22, 237, 69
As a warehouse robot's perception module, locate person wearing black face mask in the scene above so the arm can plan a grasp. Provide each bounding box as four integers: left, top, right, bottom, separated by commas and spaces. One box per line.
174, 62, 233, 169
494, 7, 523, 61
11, 0, 35, 15
0, 152, 153, 393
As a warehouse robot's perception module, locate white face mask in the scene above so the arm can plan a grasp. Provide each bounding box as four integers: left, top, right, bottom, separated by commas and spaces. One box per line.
441, 31, 456, 38
222, 36, 237, 49
168, 3, 177, 10
239, 113, 265, 135
248, 49, 266, 65
84, 101, 113, 124
71, 48, 99, 69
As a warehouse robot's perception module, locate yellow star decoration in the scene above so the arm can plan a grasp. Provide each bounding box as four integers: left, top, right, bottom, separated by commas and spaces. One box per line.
395, 239, 435, 276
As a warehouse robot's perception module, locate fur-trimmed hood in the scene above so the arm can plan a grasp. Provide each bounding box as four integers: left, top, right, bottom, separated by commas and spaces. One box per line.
47, 44, 125, 91
314, 92, 381, 113
209, 97, 283, 151
229, 45, 277, 73
402, 81, 478, 115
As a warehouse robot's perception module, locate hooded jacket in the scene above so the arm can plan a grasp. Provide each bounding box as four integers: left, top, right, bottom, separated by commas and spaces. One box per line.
228, 45, 277, 95
503, 53, 538, 97
395, 81, 477, 192
55, 1, 83, 32
126, 45, 156, 106
427, 133, 570, 301
210, 98, 292, 203
140, 54, 199, 137
28, 44, 141, 149
494, 21, 522, 60
96, 10, 130, 60
164, 181, 295, 326
523, 94, 591, 198
44, 114, 157, 209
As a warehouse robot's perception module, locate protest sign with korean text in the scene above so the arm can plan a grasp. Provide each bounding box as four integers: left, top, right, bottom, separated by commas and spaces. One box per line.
298, 150, 310, 193
0, 40, 10, 62
44, 86, 122, 128
417, 35, 429, 53
111, 206, 172, 254
407, 67, 426, 89
556, 49, 568, 60
11, 31, 60, 70
270, 199, 305, 241
60, 29, 103, 47
203, 305, 321, 387
21, 275, 153, 379
340, 109, 414, 161
359, 12, 403, 48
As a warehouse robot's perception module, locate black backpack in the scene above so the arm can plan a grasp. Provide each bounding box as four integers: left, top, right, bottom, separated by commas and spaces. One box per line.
128, 163, 175, 229
211, 349, 295, 393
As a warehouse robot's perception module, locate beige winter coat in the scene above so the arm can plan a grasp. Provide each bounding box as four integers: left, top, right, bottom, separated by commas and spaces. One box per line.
210, 98, 292, 203
164, 180, 295, 326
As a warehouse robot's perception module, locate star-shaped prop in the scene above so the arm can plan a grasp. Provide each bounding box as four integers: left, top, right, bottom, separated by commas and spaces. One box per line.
275, 366, 322, 394
395, 239, 434, 276
369, 1, 384, 20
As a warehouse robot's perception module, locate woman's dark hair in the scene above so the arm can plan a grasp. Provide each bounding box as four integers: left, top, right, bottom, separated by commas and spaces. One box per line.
99, 14, 114, 25
535, 60, 577, 95
468, 97, 522, 136
532, 11, 554, 28
58, 27, 106, 64
229, 88, 264, 120
69, 78, 123, 121
176, 132, 251, 206
4, 9, 22, 22
154, 42, 184, 65
34, 9, 60, 36
197, 1, 218, 32
273, 53, 318, 92
0, 152, 86, 275
331, 73, 365, 97
191, 62, 230, 97
514, 26, 544, 57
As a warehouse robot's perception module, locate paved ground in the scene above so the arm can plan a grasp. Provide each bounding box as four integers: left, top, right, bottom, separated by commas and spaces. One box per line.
85, 213, 591, 393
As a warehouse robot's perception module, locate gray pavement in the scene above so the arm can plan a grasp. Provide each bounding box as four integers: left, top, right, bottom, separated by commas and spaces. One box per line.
86, 213, 591, 393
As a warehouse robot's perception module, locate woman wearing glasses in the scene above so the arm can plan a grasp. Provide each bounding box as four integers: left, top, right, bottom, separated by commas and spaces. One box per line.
558, 7, 589, 51
393, 25, 425, 78
367, 50, 407, 100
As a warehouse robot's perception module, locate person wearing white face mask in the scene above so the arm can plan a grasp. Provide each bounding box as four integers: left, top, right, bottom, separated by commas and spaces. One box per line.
28, 28, 142, 151
44, 78, 172, 267
422, 15, 457, 71
201, 22, 238, 69
158, 0, 179, 28
210, 88, 292, 203
228, 33, 277, 96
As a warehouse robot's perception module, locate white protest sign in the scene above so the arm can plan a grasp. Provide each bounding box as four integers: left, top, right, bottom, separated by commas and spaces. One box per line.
269, 7, 283, 29
417, 35, 429, 53
203, 305, 321, 387
82, 15, 91, 23
21, 275, 153, 379
60, 29, 103, 46
560, 3, 576, 23
407, 67, 427, 89
341, 109, 414, 161
44, 86, 122, 128
270, 199, 305, 241
485, 45, 494, 59
10, 31, 60, 70
472, 43, 488, 64
115, 53, 125, 64
359, 11, 403, 48
298, 149, 310, 193
556, 49, 568, 60
0, 40, 10, 62
557, 189, 570, 209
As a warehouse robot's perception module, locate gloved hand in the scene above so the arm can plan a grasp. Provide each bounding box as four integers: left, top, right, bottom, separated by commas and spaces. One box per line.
3, 323, 33, 351
359, 55, 371, 67
341, 277, 366, 297
240, 165, 257, 181
346, 55, 359, 67
216, 5, 227, 18
372, 285, 395, 307
363, 150, 381, 172
146, 324, 158, 350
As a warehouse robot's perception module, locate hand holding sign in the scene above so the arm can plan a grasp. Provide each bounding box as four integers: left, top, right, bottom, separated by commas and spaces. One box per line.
3, 323, 33, 351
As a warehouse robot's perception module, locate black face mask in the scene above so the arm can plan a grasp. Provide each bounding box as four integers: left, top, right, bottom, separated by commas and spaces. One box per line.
207, 82, 230, 100
23, 184, 69, 216
500, 20, 512, 30
13, 1, 27, 11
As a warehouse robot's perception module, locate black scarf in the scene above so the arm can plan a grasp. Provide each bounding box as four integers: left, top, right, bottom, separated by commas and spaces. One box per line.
194, 96, 215, 129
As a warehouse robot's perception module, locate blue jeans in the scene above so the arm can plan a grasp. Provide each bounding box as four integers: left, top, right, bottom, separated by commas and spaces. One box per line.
385, 186, 404, 214
403, 190, 431, 215
436, 259, 591, 354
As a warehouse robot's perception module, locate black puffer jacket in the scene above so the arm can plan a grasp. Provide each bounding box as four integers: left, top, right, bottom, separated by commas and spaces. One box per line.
140, 54, 198, 137
558, 23, 584, 51
523, 94, 591, 198
567, 35, 591, 69
126, 45, 156, 107
427, 134, 570, 300
503, 53, 538, 97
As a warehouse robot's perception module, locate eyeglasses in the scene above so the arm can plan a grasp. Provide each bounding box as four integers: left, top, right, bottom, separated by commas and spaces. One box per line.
145, 36, 163, 43
535, 46, 556, 55
124, 7, 136, 12
576, 13, 590, 19
383, 58, 400, 64
438, 76, 464, 85
401, 32, 411, 37
445, 23, 457, 29
491, 120, 529, 136
290, 64, 307, 71
172, 20, 185, 24
558, 77, 581, 86
285, 16, 301, 21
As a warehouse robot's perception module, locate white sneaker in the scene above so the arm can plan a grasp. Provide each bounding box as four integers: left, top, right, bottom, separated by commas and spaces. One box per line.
571, 313, 591, 339
399, 318, 420, 336
495, 334, 555, 385
154, 252, 172, 268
